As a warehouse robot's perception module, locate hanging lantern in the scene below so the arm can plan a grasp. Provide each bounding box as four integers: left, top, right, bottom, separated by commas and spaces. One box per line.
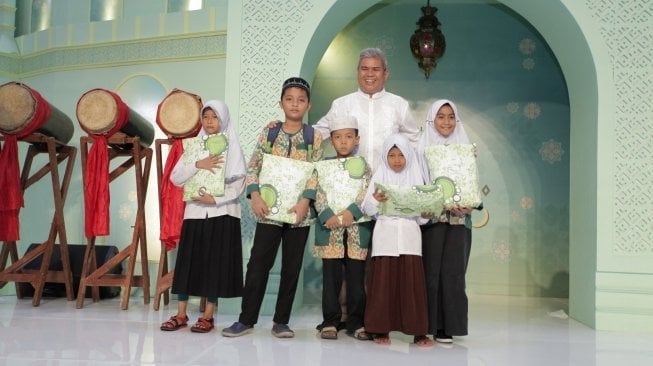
409, 0, 446, 79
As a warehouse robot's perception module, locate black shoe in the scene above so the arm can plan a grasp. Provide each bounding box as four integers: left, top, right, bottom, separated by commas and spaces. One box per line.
435, 330, 453, 343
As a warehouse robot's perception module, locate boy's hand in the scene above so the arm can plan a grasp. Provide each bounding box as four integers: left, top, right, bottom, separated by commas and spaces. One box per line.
338, 210, 354, 227
191, 192, 216, 204
421, 212, 435, 219
324, 215, 340, 229
372, 189, 387, 202
250, 192, 270, 218
195, 155, 224, 174
288, 198, 310, 224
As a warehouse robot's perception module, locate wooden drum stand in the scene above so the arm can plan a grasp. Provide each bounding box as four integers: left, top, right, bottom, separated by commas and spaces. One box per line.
0, 133, 77, 306
76, 133, 152, 310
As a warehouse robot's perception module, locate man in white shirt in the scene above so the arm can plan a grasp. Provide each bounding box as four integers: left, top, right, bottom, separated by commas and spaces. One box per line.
313, 48, 420, 171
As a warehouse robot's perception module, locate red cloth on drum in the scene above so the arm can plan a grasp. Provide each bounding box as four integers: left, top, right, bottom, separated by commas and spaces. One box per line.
0, 86, 52, 241
159, 138, 186, 250
81, 89, 130, 238
84, 137, 110, 237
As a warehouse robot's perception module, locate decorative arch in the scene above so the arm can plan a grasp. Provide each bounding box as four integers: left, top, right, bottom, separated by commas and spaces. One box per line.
298, 0, 605, 328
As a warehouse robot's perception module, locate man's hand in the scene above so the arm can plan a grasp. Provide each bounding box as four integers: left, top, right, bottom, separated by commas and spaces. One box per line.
266, 119, 282, 129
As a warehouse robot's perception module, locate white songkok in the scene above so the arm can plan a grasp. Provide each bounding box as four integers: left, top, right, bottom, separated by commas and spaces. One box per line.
329, 115, 358, 132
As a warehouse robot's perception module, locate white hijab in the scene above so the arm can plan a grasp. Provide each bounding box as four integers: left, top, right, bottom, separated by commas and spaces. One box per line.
200, 100, 247, 179
419, 99, 470, 146
366, 133, 426, 193
417, 99, 471, 181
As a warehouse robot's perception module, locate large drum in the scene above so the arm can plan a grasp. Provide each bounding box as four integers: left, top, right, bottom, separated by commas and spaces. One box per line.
0, 81, 74, 144
76, 88, 155, 147
156, 89, 202, 138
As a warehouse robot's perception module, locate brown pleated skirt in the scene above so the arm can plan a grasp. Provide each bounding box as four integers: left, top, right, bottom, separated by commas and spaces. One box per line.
364, 255, 428, 335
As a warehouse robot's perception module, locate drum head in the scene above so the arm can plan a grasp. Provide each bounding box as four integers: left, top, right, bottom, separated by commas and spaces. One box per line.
76, 89, 119, 134
0, 82, 37, 134
157, 90, 201, 138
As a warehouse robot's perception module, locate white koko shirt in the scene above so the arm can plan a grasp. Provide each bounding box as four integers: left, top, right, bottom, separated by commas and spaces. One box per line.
314, 89, 420, 172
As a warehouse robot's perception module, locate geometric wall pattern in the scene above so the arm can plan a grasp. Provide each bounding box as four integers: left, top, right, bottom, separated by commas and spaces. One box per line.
236, 0, 315, 246
587, 0, 653, 253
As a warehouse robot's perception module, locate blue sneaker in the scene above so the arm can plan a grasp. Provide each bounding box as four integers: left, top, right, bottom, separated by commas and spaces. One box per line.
221, 321, 253, 337
271, 323, 294, 338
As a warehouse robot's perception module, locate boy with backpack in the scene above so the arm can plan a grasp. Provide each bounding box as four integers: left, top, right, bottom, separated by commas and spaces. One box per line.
222, 77, 323, 338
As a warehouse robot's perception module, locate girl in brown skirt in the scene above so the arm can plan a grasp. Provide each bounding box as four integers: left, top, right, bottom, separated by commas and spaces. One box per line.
361, 134, 433, 347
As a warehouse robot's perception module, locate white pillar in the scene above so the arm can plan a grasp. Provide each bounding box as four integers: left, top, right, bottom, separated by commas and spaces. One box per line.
0, 0, 18, 53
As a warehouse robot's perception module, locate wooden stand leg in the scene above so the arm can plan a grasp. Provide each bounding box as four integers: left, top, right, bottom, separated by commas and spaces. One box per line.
0, 241, 19, 290
153, 246, 172, 311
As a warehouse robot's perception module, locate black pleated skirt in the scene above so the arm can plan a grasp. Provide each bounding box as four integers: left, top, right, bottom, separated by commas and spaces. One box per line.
171, 215, 243, 298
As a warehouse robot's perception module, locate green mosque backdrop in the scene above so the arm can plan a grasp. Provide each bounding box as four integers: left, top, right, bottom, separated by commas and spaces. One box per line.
303, 2, 570, 303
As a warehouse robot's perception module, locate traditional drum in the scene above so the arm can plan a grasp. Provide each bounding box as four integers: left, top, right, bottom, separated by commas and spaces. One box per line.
156, 88, 202, 138
0, 81, 74, 144
76, 88, 155, 147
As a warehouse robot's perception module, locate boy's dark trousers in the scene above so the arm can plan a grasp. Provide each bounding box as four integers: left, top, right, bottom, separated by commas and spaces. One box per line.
239, 223, 310, 326
321, 231, 366, 333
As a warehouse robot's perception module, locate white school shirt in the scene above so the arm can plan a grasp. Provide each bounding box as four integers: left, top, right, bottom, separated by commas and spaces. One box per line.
314, 89, 420, 172
363, 196, 427, 257
170, 160, 245, 220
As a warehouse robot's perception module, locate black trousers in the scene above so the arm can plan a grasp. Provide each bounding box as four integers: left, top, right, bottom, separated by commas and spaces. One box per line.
320, 231, 366, 332
421, 222, 472, 336
239, 223, 310, 326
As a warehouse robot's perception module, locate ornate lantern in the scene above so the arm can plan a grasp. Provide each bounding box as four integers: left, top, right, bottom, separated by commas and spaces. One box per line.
409, 0, 446, 79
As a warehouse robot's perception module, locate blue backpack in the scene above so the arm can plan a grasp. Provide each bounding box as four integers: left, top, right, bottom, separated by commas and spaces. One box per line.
265, 123, 315, 162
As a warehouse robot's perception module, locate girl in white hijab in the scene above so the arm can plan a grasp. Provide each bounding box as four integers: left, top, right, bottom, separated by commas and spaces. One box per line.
417, 99, 476, 344
362, 133, 433, 347
162, 100, 246, 334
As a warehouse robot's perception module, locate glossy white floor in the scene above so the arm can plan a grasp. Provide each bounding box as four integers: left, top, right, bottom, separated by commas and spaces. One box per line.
1, 294, 652, 365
